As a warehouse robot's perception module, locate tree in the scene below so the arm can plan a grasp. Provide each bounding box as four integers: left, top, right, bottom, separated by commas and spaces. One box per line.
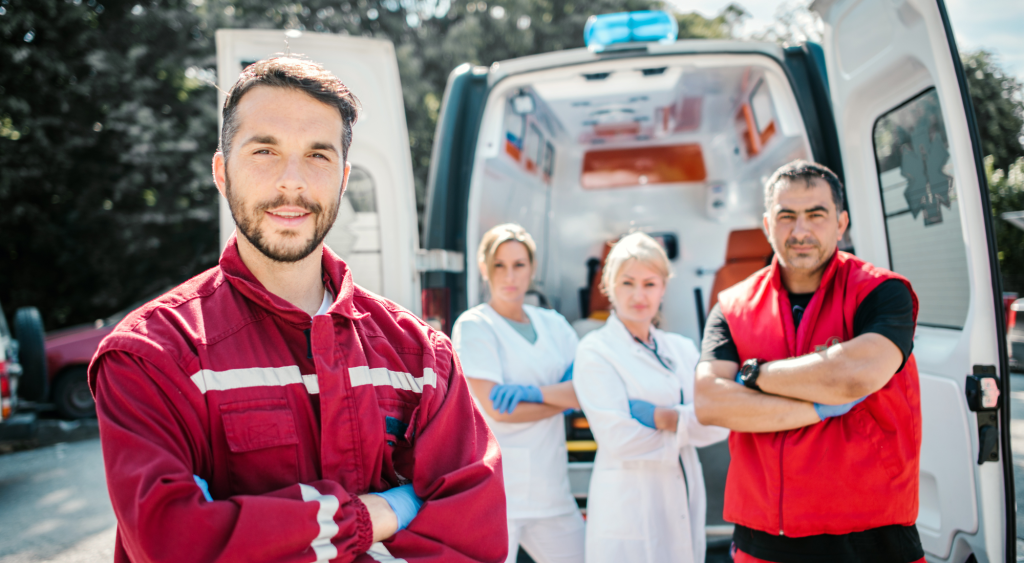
2, 0, 743, 330
0, 0, 221, 328
963, 50, 1024, 172
987, 156, 1024, 294
676, 3, 747, 40
750, 0, 821, 44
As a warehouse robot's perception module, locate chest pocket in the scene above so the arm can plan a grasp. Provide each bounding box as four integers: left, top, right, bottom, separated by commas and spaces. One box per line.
377, 401, 418, 489
220, 399, 300, 496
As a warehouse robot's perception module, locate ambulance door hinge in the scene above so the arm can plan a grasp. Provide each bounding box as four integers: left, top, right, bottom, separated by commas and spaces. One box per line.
965, 364, 1000, 464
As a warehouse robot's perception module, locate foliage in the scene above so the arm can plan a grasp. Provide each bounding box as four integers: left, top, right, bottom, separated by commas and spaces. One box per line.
675, 3, 746, 40
987, 156, 1024, 294
961, 50, 1024, 293
2, 0, 741, 331
963, 50, 1024, 172
750, 0, 821, 45
0, 0, 221, 329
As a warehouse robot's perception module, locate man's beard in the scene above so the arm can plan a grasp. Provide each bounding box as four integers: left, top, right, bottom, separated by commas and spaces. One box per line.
782, 235, 831, 270
225, 171, 340, 263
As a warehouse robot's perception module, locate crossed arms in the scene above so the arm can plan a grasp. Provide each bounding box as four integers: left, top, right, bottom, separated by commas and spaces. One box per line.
693, 333, 904, 433
92, 348, 505, 563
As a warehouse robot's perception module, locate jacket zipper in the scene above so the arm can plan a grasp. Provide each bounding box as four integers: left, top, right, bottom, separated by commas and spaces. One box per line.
778, 434, 785, 536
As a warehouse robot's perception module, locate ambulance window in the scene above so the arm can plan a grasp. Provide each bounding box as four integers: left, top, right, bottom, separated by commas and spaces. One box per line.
346, 166, 376, 212
872, 88, 970, 329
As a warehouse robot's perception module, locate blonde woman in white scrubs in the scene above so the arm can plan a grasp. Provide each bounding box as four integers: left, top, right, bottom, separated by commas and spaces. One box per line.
453, 224, 584, 563
574, 232, 729, 563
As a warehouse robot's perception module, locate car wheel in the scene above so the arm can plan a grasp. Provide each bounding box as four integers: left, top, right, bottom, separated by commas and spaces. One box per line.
53, 367, 95, 419
14, 306, 48, 402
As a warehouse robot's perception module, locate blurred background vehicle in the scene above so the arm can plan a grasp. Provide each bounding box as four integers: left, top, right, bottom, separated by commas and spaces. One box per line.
0, 301, 48, 441
1007, 294, 1024, 372
42, 290, 169, 420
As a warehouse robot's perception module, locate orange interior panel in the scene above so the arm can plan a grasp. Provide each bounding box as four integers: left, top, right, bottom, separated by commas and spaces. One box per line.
737, 103, 777, 158
505, 139, 521, 161
738, 104, 761, 156
588, 240, 616, 318
593, 122, 641, 138
581, 144, 707, 190
707, 229, 774, 312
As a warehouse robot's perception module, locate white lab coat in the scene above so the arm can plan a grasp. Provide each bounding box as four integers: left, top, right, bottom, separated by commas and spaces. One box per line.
573, 313, 729, 563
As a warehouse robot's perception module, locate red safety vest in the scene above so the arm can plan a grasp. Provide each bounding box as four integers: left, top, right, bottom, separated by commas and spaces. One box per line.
718, 251, 921, 537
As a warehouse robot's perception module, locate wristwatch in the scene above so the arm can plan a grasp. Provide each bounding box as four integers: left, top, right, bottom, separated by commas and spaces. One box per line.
739, 359, 764, 392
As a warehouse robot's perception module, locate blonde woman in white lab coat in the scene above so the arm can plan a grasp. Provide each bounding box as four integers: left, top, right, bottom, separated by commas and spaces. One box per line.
453, 224, 585, 563
574, 232, 729, 563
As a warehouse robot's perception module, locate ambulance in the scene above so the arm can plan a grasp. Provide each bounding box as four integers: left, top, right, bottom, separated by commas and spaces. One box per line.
216, 0, 1015, 559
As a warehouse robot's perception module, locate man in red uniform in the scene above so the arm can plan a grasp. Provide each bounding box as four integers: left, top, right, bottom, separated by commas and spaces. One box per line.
89, 58, 507, 563
694, 160, 923, 563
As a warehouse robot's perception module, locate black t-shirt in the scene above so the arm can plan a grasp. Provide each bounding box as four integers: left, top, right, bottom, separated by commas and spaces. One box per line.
700, 278, 921, 563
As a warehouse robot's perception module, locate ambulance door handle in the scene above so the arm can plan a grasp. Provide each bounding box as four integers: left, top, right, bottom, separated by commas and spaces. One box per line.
965, 364, 1000, 464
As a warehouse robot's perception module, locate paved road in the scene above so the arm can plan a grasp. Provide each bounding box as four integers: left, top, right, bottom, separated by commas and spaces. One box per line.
0, 438, 115, 563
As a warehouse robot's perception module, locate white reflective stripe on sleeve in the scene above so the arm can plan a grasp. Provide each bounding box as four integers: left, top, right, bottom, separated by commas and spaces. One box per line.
299, 484, 340, 562
189, 366, 320, 394
348, 367, 437, 393
367, 543, 409, 562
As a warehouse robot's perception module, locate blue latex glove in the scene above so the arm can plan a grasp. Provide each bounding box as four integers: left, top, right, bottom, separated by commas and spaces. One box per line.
628, 399, 657, 429
560, 363, 574, 382
489, 384, 544, 414
814, 396, 867, 420
193, 474, 213, 502
369, 484, 424, 531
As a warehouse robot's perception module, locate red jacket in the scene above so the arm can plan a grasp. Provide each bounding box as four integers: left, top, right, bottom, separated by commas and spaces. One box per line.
718, 251, 921, 537
89, 236, 507, 563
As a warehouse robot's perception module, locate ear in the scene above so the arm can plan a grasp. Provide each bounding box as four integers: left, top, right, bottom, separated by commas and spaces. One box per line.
478, 261, 489, 282
762, 212, 770, 235
340, 161, 351, 199
213, 152, 227, 199
837, 209, 850, 237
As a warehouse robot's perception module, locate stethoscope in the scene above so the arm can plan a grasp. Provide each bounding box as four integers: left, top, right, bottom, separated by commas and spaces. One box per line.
633, 335, 674, 373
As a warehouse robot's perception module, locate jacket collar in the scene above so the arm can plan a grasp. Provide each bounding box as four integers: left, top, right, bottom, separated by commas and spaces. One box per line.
219, 232, 365, 324
767, 249, 844, 355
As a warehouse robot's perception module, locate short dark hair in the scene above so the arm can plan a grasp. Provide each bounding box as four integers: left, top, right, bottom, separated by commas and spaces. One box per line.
219, 57, 360, 161
764, 160, 845, 214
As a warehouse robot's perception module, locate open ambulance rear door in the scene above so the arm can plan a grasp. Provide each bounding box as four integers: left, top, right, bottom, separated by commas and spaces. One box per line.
215, 30, 421, 313
812, 0, 1015, 560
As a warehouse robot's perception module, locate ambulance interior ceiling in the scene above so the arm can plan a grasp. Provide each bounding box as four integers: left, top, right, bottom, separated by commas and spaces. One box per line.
469, 54, 813, 339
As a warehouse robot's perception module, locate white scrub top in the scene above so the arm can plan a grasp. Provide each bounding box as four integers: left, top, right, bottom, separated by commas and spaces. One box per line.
453, 303, 579, 519
574, 312, 729, 563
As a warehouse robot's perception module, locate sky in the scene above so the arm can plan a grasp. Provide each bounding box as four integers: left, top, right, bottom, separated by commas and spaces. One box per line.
666, 0, 1024, 83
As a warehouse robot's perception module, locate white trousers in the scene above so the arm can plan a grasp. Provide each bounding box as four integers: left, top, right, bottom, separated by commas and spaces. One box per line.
505, 511, 586, 563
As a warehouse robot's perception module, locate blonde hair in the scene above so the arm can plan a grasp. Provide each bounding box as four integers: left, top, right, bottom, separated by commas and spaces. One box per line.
601, 232, 673, 306
477, 223, 537, 279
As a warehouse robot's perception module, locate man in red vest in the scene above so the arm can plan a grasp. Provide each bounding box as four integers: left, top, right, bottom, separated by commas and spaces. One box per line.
694, 160, 923, 563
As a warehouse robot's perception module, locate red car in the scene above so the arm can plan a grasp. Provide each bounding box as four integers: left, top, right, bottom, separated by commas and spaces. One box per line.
44, 293, 162, 419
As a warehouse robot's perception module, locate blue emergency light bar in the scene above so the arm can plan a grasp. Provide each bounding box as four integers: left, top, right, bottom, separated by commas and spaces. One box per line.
583, 10, 679, 52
